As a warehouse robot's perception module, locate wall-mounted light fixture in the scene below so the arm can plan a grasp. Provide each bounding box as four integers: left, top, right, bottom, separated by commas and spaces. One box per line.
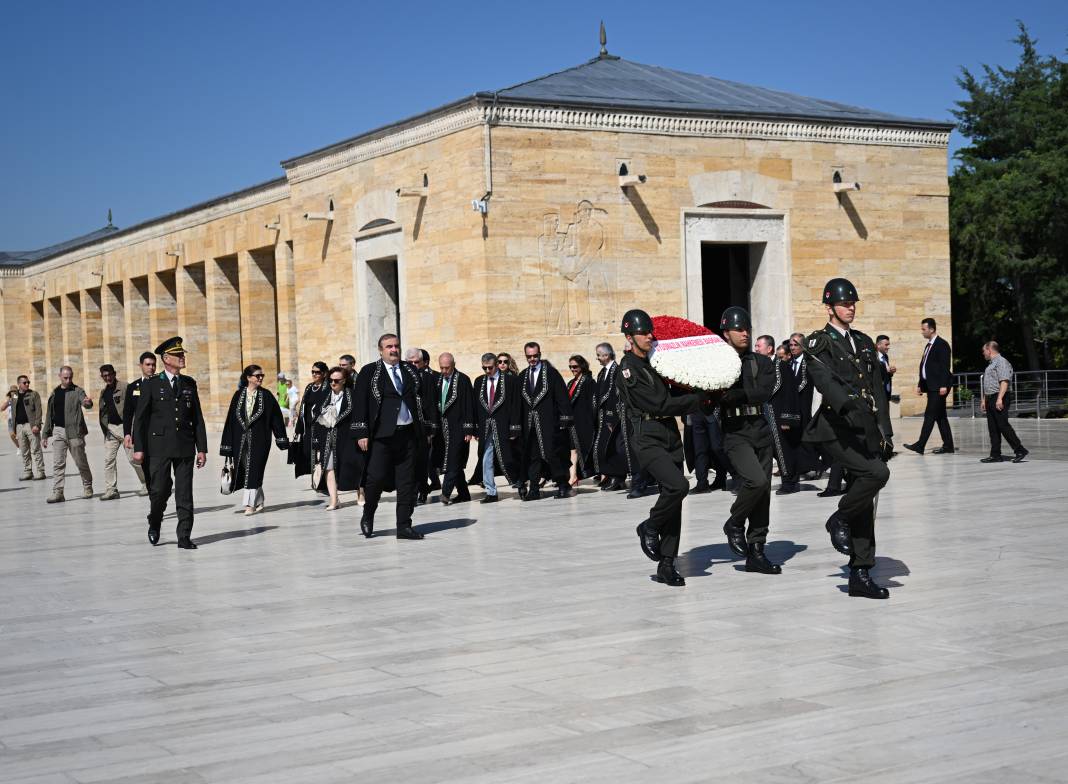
304, 198, 335, 221
833, 170, 861, 193
397, 173, 429, 199
264, 216, 281, 231
618, 162, 647, 189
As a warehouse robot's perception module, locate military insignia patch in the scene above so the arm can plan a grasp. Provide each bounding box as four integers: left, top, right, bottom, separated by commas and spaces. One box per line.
132, 390, 140, 396
622, 369, 631, 378
808, 339, 817, 348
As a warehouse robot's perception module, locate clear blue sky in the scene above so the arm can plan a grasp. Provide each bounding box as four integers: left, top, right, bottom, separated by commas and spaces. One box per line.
1, 0, 1064, 250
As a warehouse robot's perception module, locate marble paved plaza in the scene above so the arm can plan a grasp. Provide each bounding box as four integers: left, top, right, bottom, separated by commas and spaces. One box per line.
2, 418, 1067, 783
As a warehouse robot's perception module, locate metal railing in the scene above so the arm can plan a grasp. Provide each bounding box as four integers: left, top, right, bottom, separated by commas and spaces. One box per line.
951, 369, 1068, 418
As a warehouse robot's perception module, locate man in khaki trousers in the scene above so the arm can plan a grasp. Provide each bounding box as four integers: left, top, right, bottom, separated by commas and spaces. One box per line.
41, 366, 94, 503
2, 376, 46, 480
97, 363, 147, 499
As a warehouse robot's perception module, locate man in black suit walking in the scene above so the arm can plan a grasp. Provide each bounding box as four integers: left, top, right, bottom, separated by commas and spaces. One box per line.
131, 337, 208, 549
353, 334, 438, 539
904, 317, 955, 455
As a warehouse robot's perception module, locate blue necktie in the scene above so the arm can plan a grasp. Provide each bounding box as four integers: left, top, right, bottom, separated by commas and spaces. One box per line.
391, 365, 404, 394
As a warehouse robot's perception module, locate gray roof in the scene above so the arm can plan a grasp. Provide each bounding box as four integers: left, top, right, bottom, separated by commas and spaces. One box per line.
0, 225, 121, 267
482, 56, 952, 128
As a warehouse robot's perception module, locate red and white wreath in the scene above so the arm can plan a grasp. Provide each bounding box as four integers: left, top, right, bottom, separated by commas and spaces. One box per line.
647, 315, 741, 391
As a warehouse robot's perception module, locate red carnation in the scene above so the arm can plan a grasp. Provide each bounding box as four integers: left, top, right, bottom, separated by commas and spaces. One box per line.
651, 315, 713, 340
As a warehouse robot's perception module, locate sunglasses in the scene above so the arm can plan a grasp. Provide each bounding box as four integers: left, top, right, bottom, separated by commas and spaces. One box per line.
311, 369, 323, 375
250, 373, 265, 379
568, 365, 579, 369
482, 365, 495, 372
526, 354, 540, 361
329, 377, 344, 384
497, 359, 508, 365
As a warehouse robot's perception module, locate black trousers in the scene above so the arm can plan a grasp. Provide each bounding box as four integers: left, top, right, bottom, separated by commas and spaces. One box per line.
148, 455, 195, 539
985, 395, 1024, 456
724, 431, 773, 543
917, 388, 954, 450
777, 425, 804, 483
825, 462, 846, 492
524, 432, 568, 487
363, 426, 418, 530
438, 447, 471, 501
690, 414, 730, 483
641, 450, 689, 558
818, 433, 889, 569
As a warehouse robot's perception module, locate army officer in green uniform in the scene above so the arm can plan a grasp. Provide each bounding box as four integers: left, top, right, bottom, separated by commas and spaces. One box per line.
616, 309, 710, 587
132, 336, 208, 550
717, 306, 781, 575
803, 279, 893, 599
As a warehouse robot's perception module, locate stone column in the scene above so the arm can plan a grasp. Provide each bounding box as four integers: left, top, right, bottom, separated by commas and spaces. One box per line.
61, 292, 84, 385
81, 287, 103, 380
274, 240, 298, 381
205, 255, 242, 419
124, 277, 151, 373
237, 249, 279, 377
176, 262, 211, 410
44, 297, 63, 380
149, 269, 179, 348
101, 283, 128, 379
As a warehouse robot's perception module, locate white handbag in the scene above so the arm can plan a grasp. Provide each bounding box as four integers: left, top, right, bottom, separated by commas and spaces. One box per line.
220, 457, 234, 495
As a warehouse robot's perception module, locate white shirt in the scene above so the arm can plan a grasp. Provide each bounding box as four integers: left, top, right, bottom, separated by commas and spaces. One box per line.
921, 336, 936, 380
385, 362, 413, 425
164, 370, 178, 387
529, 361, 542, 388
329, 390, 343, 416
828, 322, 856, 353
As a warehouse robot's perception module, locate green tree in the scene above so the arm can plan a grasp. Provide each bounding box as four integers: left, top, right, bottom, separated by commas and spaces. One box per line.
950, 23, 1068, 370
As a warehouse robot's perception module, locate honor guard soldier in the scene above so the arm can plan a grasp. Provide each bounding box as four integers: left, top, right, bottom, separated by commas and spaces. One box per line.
802, 279, 893, 599
718, 307, 781, 575
616, 309, 709, 587
132, 336, 208, 550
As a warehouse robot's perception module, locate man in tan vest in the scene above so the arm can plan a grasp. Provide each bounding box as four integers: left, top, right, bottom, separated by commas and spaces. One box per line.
97, 364, 147, 500
2, 375, 46, 480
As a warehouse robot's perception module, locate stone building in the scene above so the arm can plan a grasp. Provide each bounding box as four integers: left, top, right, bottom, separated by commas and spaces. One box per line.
0, 46, 952, 422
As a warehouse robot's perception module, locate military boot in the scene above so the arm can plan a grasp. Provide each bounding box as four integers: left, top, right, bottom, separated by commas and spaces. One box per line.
848, 568, 889, 599
723, 521, 746, 557
745, 542, 782, 574
655, 557, 685, 587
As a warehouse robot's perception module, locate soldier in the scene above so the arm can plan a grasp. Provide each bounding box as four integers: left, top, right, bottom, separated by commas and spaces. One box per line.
123, 352, 157, 495
131, 337, 208, 549
802, 279, 893, 599
616, 309, 710, 587
718, 309, 781, 574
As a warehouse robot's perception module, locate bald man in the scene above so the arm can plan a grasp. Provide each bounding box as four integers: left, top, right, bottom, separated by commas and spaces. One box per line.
432, 353, 476, 504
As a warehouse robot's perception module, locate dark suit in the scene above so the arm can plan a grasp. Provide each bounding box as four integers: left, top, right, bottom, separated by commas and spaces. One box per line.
915, 335, 954, 451
432, 370, 476, 501
353, 360, 438, 531
133, 372, 208, 540
517, 361, 573, 488
123, 375, 151, 476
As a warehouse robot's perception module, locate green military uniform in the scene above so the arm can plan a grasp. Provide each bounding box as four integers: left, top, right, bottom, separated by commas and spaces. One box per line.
803, 322, 892, 570
133, 337, 208, 547
616, 347, 703, 562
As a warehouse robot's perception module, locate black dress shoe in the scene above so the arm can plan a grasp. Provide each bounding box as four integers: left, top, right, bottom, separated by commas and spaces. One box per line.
723, 521, 747, 557
602, 479, 626, 492
456, 492, 472, 503
626, 488, 644, 499
523, 488, 541, 501
709, 476, 727, 491
848, 567, 889, 599
555, 485, 572, 499
980, 455, 1006, 463
776, 482, 800, 495
655, 557, 685, 586
360, 516, 374, 538
480, 494, 499, 504
440, 496, 452, 506
691, 481, 711, 494
932, 446, 955, 454
1013, 449, 1029, 463
825, 513, 852, 556
517, 483, 529, 500
396, 528, 424, 540
177, 538, 198, 550
147, 526, 160, 546
817, 487, 845, 498
637, 521, 660, 561
903, 442, 924, 455
745, 542, 782, 574
416, 492, 428, 506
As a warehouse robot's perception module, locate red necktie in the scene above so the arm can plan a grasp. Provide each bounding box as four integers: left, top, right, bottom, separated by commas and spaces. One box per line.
489, 378, 496, 406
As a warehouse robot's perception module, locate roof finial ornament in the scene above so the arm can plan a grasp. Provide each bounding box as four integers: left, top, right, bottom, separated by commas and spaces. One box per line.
106, 208, 113, 227
599, 20, 608, 57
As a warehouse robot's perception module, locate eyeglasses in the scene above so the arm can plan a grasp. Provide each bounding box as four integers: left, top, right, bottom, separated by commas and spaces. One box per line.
497, 359, 508, 365
18, 380, 29, 385
526, 354, 540, 361
250, 373, 265, 379
311, 369, 323, 375
568, 365, 579, 370
481, 365, 495, 372
329, 377, 344, 384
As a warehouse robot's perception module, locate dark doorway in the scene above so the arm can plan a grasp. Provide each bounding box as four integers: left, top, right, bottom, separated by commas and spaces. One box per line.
366, 256, 401, 345
701, 243, 751, 331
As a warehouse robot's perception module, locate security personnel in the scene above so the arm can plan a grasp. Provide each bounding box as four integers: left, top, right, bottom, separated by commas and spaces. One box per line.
718, 307, 781, 574
803, 279, 893, 599
122, 351, 158, 492
616, 309, 709, 587
132, 336, 208, 550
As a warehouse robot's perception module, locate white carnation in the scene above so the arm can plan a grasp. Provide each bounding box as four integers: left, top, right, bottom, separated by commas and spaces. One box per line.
649, 336, 741, 391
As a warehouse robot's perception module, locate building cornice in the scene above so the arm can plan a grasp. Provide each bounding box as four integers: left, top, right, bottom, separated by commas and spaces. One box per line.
22, 180, 290, 276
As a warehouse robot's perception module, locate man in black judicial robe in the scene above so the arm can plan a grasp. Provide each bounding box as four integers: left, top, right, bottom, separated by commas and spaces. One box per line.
353, 334, 438, 539
473, 352, 522, 502
517, 341, 573, 500
432, 353, 477, 504
405, 347, 441, 502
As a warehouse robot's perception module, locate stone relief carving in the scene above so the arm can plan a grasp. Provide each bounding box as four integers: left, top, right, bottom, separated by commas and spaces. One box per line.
536, 200, 615, 336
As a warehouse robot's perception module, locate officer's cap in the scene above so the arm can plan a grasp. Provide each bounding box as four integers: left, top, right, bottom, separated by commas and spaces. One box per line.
155, 336, 186, 356
620, 309, 653, 335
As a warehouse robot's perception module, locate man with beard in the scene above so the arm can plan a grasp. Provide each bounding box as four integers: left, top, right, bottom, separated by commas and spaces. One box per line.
591, 342, 631, 492
353, 334, 438, 539
517, 341, 573, 500
433, 353, 476, 504
473, 352, 522, 503
718, 311, 780, 575
803, 278, 893, 599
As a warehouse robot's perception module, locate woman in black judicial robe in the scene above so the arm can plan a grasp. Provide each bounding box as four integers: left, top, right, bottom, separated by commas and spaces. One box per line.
220, 364, 289, 515
312, 366, 364, 510
292, 361, 329, 479
565, 355, 596, 484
